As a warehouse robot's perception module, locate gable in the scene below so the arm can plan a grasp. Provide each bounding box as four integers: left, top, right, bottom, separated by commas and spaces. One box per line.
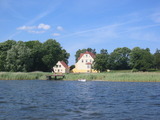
60, 61, 69, 69
78, 51, 96, 61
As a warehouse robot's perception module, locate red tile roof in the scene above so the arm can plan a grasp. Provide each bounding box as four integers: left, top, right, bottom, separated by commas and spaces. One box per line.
86, 62, 92, 65
78, 51, 96, 60
60, 61, 69, 69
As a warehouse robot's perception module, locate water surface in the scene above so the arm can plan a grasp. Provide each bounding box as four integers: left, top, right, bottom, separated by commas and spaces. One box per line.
0, 80, 160, 120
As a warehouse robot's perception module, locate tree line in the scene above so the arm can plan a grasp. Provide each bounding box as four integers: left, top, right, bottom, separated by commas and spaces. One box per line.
1, 39, 160, 72
75, 47, 160, 72
0, 39, 70, 72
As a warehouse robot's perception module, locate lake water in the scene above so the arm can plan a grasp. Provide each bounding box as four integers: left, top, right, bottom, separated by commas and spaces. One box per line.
0, 80, 160, 120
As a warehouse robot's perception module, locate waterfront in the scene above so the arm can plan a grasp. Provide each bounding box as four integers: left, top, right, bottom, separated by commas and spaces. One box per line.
0, 80, 160, 120
0, 72, 160, 82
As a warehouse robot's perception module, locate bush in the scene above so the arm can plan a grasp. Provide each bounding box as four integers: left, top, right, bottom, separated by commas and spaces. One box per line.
132, 68, 138, 72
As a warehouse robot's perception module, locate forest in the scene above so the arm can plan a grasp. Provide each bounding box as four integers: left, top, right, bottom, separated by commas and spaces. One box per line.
0, 39, 69, 72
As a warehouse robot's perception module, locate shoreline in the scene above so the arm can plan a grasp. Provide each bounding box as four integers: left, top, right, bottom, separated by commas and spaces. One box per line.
1, 79, 160, 83
0, 72, 160, 82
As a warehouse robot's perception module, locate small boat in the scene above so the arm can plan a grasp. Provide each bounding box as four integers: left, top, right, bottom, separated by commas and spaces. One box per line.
78, 79, 86, 82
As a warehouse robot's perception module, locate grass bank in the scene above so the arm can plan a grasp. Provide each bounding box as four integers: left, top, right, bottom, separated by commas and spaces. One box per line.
64, 72, 160, 82
0, 71, 160, 82
0, 72, 52, 80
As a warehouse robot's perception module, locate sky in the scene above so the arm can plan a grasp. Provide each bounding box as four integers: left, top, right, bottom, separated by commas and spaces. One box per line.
0, 0, 160, 65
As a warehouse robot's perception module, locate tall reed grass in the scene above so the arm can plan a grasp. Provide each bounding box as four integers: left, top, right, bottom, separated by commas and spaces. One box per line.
0, 72, 160, 82
64, 72, 160, 82
0, 72, 52, 80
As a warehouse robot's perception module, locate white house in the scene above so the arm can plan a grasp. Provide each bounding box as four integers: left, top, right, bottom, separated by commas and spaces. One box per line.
72, 51, 97, 73
53, 61, 69, 73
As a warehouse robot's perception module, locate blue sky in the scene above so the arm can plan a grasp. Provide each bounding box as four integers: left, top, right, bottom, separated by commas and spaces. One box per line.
1, 0, 160, 65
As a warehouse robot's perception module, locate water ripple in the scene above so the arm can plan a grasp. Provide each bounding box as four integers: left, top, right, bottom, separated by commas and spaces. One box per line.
0, 80, 160, 120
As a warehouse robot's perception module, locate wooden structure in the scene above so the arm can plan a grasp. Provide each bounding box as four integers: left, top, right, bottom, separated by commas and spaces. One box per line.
46, 74, 65, 80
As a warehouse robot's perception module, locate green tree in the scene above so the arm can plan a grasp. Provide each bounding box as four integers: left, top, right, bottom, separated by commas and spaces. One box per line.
154, 49, 160, 69
60, 49, 70, 65
5, 41, 33, 72
129, 47, 154, 71
70, 65, 75, 71
0, 40, 16, 71
42, 39, 70, 71
75, 48, 96, 62
25, 40, 45, 71
108, 47, 131, 70
93, 49, 109, 72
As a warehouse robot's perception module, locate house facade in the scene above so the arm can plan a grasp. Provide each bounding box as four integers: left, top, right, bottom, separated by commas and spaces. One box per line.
53, 61, 69, 73
72, 51, 97, 73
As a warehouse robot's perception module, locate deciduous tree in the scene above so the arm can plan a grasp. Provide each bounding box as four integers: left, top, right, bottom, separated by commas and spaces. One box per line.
42, 39, 70, 71
129, 47, 154, 71
93, 49, 109, 72
108, 47, 131, 70
5, 41, 33, 72
25, 40, 44, 71
154, 49, 160, 69
0, 40, 16, 71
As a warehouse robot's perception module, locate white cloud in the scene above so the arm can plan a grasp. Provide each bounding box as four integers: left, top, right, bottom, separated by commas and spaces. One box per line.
52, 33, 60, 36
17, 23, 51, 34
6, 1, 62, 38
57, 26, 64, 31
17, 23, 51, 30
38, 23, 51, 30
28, 30, 45, 34
17, 25, 36, 30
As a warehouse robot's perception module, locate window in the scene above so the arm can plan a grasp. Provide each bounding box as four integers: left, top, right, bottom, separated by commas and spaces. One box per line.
86, 60, 88, 62
59, 65, 61, 68
87, 65, 90, 69
86, 54, 88, 57
82, 59, 83, 63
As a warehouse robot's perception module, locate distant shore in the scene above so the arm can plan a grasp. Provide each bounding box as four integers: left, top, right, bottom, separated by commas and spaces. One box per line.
0, 71, 160, 82
65, 72, 160, 82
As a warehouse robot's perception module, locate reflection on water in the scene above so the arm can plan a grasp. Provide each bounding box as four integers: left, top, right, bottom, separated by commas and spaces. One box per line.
0, 80, 160, 120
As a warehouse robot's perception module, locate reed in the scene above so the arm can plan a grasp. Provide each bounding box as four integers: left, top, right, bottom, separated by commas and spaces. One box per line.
64, 72, 160, 82
0, 71, 160, 82
0, 72, 52, 80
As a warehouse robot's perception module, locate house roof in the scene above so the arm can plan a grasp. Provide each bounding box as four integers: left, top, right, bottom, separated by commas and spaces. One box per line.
60, 61, 69, 69
86, 62, 92, 65
78, 51, 96, 60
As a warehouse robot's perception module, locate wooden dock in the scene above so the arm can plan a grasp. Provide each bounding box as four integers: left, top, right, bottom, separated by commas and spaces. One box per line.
46, 74, 65, 80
